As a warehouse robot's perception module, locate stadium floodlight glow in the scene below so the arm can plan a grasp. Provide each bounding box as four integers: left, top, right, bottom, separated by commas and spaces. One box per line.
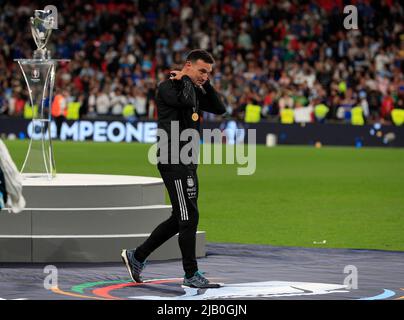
14, 6, 69, 179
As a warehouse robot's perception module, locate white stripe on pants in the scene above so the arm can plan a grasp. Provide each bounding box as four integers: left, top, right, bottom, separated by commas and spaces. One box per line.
175, 179, 188, 221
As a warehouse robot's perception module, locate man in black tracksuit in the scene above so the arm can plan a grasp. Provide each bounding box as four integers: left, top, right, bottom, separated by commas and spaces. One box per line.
122, 49, 226, 288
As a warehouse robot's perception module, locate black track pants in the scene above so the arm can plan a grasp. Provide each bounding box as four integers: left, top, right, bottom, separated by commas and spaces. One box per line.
135, 164, 199, 277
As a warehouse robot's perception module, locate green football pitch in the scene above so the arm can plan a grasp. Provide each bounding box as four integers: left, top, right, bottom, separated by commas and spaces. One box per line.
4, 140, 404, 252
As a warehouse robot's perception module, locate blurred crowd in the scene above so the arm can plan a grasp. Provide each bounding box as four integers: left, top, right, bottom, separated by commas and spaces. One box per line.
0, 0, 403, 125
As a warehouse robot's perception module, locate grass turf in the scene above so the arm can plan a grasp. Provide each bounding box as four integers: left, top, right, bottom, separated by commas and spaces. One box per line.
4, 139, 404, 251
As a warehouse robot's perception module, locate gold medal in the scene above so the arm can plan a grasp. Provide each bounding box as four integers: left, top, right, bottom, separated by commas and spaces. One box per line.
192, 112, 199, 121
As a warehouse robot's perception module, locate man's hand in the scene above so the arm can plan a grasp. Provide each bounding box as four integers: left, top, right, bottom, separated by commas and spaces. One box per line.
169, 70, 185, 80
169, 70, 206, 93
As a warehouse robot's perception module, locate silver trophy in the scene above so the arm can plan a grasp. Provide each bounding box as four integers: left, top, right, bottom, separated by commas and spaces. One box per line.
15, 6, 68, 179
30, 9, 55, 59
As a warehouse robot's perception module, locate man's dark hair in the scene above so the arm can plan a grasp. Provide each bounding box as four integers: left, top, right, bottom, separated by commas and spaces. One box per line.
186, 49, 215, 64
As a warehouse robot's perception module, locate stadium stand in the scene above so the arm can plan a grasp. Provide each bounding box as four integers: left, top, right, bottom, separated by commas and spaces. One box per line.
0, 0, 403, 125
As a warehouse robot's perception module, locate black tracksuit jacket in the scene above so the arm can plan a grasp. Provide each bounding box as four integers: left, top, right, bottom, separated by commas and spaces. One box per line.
155, 75, 226, 169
